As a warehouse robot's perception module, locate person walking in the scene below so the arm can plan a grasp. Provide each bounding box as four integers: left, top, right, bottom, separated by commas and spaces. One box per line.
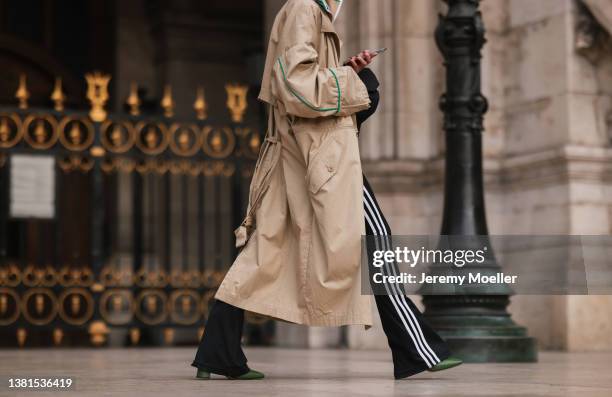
192, 0, 462, 380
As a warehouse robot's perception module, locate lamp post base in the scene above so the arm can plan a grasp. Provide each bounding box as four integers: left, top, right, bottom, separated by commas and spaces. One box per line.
424, 295, 538, 363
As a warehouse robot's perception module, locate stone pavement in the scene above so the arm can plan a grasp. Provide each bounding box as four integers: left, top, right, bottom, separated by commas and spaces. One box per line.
1, 347, 611, 396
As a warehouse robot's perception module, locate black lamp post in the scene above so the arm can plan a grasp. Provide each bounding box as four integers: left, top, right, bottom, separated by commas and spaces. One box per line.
421, 0, 537, 362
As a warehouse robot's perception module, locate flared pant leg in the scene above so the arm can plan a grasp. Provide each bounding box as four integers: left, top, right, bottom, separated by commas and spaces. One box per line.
191, 299, 249, 377
362, 175, 451, 379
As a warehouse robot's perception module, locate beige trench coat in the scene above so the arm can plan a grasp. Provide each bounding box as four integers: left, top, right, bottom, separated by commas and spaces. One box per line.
215, 0, 373, 327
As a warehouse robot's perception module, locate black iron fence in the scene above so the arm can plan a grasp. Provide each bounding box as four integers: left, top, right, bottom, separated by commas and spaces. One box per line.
0, 73, 262, 347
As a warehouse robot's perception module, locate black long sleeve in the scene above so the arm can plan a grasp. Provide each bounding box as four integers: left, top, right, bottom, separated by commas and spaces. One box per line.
356, 68, 380, 132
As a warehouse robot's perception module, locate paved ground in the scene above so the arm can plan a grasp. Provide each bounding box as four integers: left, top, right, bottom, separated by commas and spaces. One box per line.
1, 347, 611, 396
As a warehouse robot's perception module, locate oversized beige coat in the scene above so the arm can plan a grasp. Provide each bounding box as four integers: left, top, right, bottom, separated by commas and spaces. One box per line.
215, 0, 373, 327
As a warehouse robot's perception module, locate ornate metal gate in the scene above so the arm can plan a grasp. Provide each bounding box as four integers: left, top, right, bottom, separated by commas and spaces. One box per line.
0, 72, 262, 347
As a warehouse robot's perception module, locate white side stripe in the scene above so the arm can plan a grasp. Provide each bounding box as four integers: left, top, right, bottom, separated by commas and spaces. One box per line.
363, 209, 433, 368
363, 186, 441, 366
363, 187, 441, 364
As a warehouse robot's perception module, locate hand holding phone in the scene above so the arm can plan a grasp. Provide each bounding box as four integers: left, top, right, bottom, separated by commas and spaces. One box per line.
344, 48, 388, 72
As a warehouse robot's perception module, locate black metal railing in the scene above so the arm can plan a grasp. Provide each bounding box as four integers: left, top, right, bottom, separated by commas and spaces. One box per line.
0, 73, 262, 347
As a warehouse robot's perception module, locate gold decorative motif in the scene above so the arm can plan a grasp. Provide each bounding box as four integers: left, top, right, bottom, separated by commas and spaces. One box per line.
170, 289, 202, 325
53, 328, 64, 346
130, 328, 141, 345
90, 146, 105, 157
99, 289, 134, 325
161, 85, 174, 118
16, 74, 30, 110
194, 86, 208, 120
17, 328, 27, 347
23, 115, 58, 150
58, 155, 95, 174
85, 71, 111, 122
58, 288, 94, 325
169, 124, 200, 157
88, 320, 110, 346
22, 265, 57, 287
225, 83, 248, 122
21, 288, 58, 325
201, 269, 225, 289
126, 82, 141, 116
202, 126, 236, 159
59, 117, 95, 151
57, 266, 94, 287
0, 113, 23, 149
135, 289, 168, 325
163, 328, 175, 345
51, 77, 66, 112
198, 327, 204, 341
135, 122, 168, 155
0, 288, 20, 326
101, 121, 135, 154
1, 264, 21, 287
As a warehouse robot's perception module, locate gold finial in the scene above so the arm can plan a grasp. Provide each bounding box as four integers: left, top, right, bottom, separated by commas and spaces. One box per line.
51, 77, 66, 112
126, 82, 141, 116
225, 83, 248, 123
161, 85, 174, 118
85, 71, 111, 122
16, 74, 30, 110
194, 86, 208, 120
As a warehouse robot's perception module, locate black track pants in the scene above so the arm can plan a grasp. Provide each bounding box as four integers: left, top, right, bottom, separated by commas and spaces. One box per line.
362, 175, 450, 378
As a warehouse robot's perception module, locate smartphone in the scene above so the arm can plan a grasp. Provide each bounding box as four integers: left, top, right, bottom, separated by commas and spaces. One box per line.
367, 47, 388, 56
343, 48, 388, 65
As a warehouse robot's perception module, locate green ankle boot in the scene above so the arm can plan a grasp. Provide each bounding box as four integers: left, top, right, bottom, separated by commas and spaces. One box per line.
427, 357, 463, 372
196, 368, 265, 380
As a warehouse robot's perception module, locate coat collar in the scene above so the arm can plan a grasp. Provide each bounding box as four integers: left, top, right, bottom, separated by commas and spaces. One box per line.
314, 0, 343, 21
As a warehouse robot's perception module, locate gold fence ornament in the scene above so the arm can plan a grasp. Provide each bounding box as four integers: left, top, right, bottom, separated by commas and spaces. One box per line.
16, 328, 27, 347
161, 85, 174, 118
225, 83, 248, 122
88, 320, 110, 346
51, 77, 66, 112
16, 74, 30, 110
194, 86, 208, 120
53, 328, 64, 346
85, 71, 111, 122
0, 118, 9, 143
126, 82, 141, 116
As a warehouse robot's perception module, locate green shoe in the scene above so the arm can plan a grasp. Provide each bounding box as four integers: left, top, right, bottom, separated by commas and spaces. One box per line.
196, 369, 211, 379
196, 368, 264, 380
229, 370, 265, 380
428, 357, 463, 372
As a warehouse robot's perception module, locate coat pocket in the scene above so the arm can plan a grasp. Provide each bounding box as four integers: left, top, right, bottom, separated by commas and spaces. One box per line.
306, 132, 345, 195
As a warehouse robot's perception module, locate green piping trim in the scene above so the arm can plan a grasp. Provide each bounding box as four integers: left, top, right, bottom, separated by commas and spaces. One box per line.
277, 57, 341, 114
